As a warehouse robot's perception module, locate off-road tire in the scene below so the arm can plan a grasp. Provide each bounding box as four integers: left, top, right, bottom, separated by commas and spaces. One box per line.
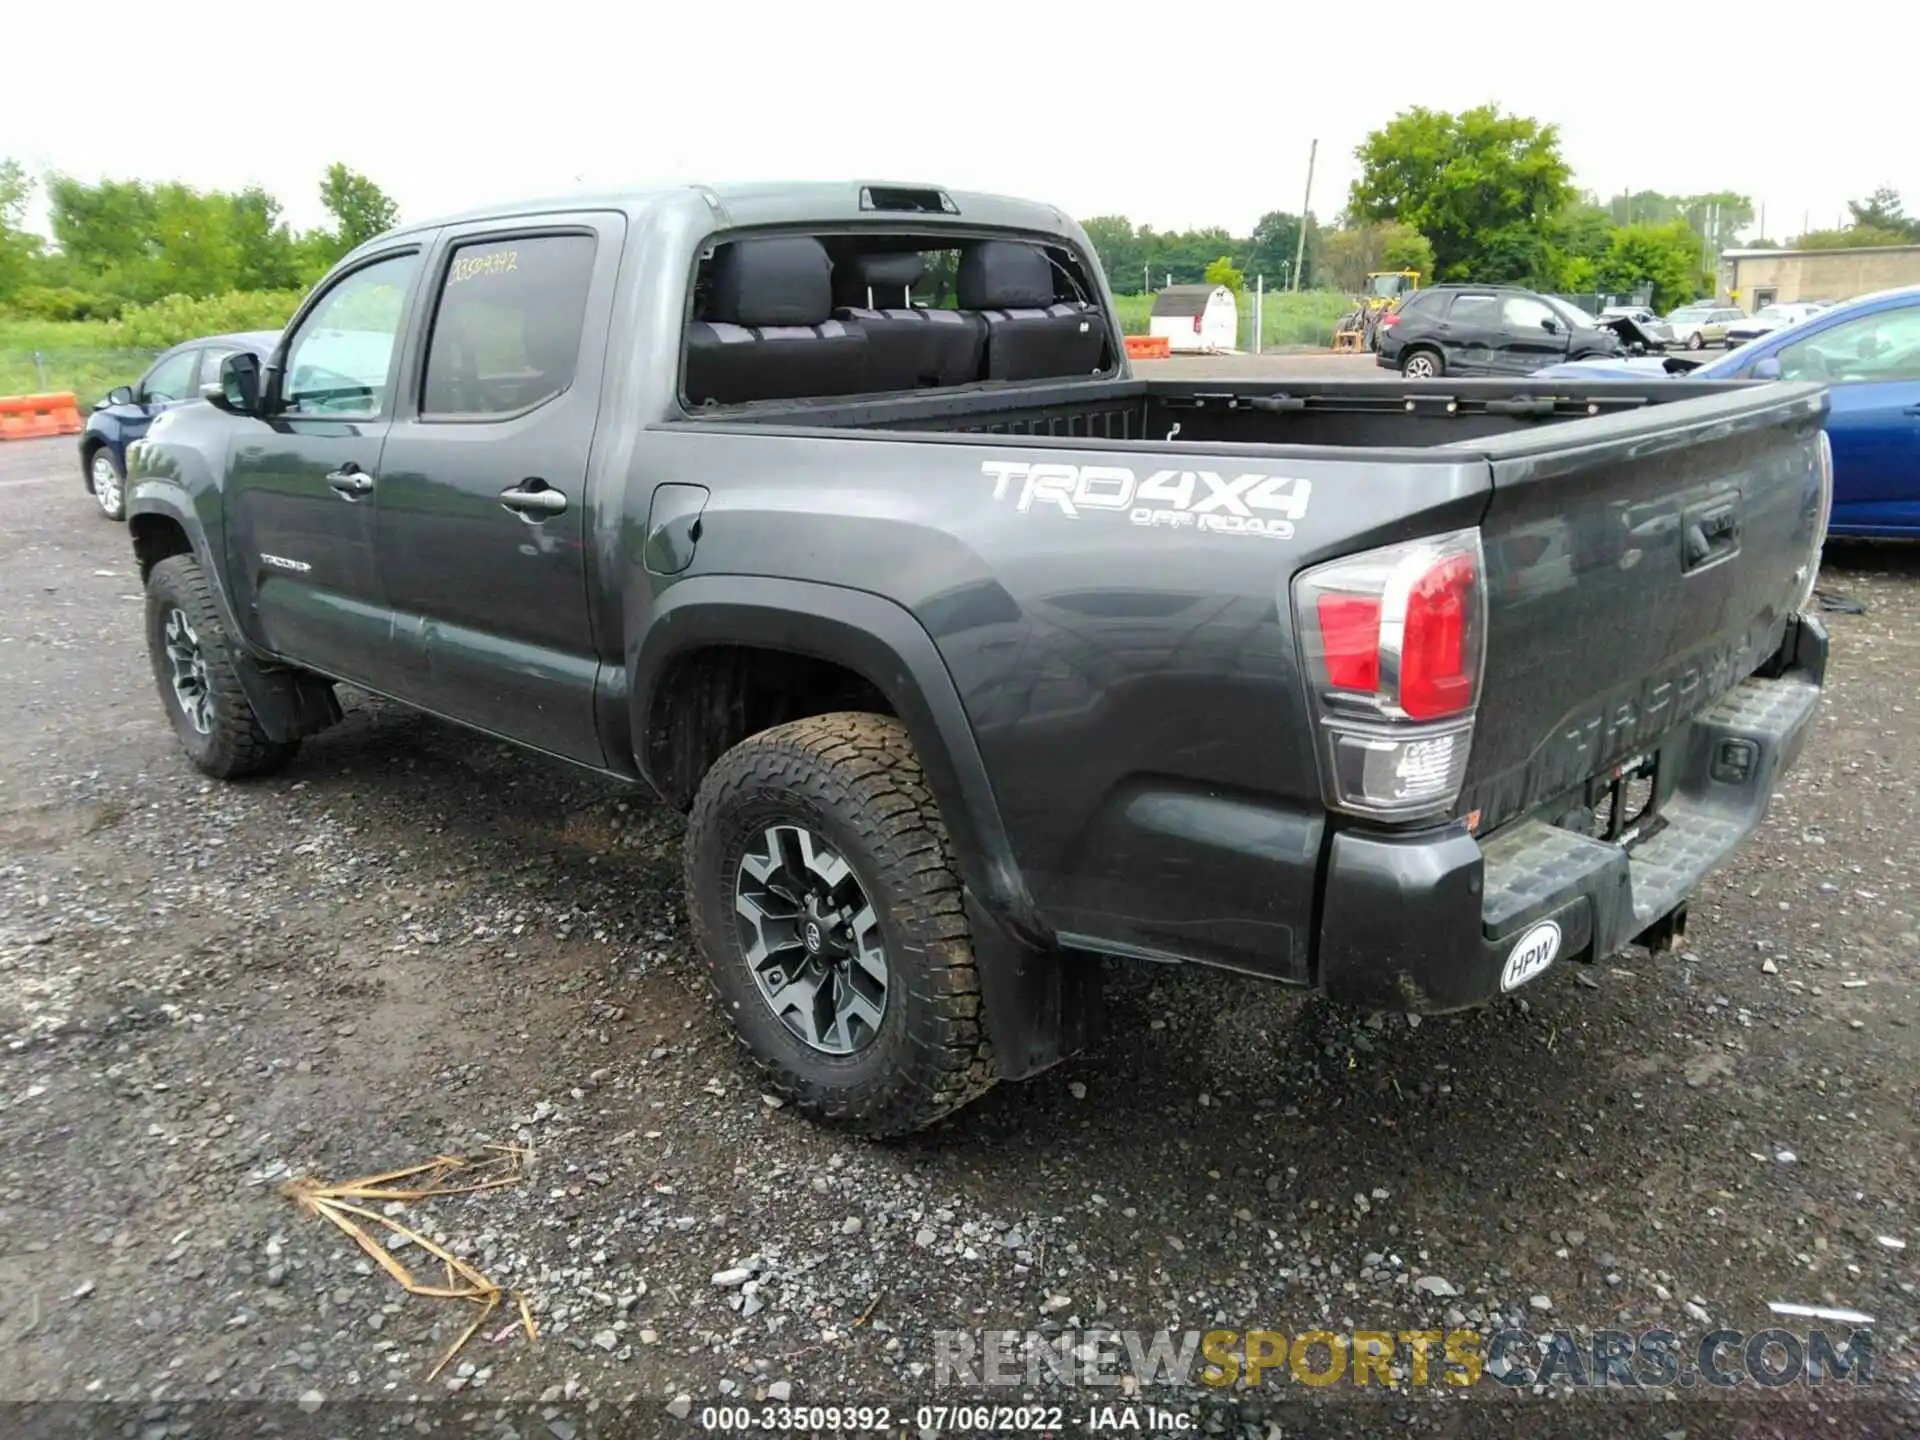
684, 712, 999, 1137
145, 554, 301, 780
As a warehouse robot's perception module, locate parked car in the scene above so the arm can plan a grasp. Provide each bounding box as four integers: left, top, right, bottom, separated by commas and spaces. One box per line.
125, 182, 1829, 1136
1376, 284, 1626, 377
1532, 284, 1920, 536
79, 331, 278, 521
1599, 305, 1676, 349
1665, 304, 1745, 350
1724, 303, 1827, 348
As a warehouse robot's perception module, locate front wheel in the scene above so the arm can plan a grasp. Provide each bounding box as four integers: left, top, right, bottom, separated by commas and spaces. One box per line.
684, 712, 999, 1137
1686, 331, 1705, 351
87, 447, 126, 521
144, 554, 301, 779
1400, 348, 1444, 379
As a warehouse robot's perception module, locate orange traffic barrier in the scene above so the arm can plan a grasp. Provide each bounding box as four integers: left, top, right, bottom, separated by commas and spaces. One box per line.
1124, 335, 1171, 360
0, 392, 83, 441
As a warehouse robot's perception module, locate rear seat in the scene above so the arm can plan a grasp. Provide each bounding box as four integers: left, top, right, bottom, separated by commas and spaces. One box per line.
833, 253, 984, 390
684, 236, 868, 405
958, 240, 1108, 382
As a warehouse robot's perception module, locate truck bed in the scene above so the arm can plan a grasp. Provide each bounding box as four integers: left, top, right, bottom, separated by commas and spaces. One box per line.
674, 373, 1775, 451
665, 373, 1830, 950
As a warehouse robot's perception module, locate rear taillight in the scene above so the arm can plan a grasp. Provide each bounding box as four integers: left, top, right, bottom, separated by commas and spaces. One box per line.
1293, 528, 1487, 820
1793, 430, 1834, 613
1192, 315, 1203, 334
1380, 313, 1401, 328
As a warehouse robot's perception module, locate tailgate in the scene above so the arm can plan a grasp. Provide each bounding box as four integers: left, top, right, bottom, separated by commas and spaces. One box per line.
1457, 381, 1829, 836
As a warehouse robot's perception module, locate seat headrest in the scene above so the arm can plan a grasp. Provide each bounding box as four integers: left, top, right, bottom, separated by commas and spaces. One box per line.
957, 241, 1055, 310
856, 252, 927, 291
708, 237, 833, 328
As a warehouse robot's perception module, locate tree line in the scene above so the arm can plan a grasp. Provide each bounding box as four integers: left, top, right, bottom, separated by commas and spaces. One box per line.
1081, 107, 1914, 315
0, 160, 399, 322
4, 129, 1914, 336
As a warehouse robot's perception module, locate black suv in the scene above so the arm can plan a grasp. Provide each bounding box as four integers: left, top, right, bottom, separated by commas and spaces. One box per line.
1376, 284, 1625, 378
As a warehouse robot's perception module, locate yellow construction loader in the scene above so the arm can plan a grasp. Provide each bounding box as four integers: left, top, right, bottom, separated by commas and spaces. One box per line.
1333, 271, 1423, 353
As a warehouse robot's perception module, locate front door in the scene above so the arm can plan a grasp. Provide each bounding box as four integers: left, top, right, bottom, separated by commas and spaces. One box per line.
116, 346, 201, 443
1494, 294, 1572, 374
372, 216, 621, 765
222, 246, 429, 687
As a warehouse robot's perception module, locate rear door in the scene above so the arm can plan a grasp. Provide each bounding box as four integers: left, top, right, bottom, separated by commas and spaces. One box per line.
1436, 292, 1502, 374
371, 213, 622, 765
1460, 383, 1829, 834
222, 245, 430, 686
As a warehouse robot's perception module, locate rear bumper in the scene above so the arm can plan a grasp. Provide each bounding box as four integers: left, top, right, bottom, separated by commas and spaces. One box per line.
1315, 615, 1826, 1012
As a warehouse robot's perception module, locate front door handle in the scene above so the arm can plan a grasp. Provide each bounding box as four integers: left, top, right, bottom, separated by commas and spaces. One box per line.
325, 467, 374, 498
499, 482, 568, 518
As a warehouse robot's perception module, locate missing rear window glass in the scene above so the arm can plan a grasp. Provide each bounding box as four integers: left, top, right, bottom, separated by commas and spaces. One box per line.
682, 230, 1112, 408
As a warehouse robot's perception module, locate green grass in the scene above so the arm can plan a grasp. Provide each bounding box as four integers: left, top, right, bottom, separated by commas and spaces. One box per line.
0, 320, 158, 407
1110, 289, 1353, 350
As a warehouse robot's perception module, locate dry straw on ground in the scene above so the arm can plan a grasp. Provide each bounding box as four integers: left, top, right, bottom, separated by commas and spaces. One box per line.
281, 1144, 538, 1380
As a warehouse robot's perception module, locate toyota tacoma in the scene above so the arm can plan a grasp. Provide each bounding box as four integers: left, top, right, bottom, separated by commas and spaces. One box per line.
122, 181, 1832, 1136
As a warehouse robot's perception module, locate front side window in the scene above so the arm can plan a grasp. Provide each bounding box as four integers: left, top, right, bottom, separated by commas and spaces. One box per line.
1502, 296, 1559, 331
1777, 308, 1920, 383
197, 347, 237, 391
141, 349, 198, 403
281, 252, 421, 418
421, 234, 597, 417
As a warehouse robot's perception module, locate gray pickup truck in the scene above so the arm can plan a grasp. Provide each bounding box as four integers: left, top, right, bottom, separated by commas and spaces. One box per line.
123, 181, 1832, 1137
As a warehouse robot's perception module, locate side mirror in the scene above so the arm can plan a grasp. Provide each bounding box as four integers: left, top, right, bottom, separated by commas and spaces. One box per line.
101, 385, 135, 408
1540, 317, 1560, 333
204, 351, 263, 415
1749, 356, 1783, 381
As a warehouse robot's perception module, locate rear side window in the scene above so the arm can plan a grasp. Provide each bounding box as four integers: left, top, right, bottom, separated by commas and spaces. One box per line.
1446, 293, 1498, 324
422, 234, 596, 418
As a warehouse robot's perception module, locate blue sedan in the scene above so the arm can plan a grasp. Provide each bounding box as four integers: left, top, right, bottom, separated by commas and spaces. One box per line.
1533, 286, 1920, 539
78, 330, 278, 522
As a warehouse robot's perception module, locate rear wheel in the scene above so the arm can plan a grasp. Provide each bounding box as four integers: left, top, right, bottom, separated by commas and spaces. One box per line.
87, 447, 125, 521
1401, 348, 1444, 379
144, 554, 301, 779
684, 712, 998, 1137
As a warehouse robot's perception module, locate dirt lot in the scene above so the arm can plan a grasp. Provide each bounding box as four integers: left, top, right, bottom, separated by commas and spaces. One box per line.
2, 429, 1917, 1438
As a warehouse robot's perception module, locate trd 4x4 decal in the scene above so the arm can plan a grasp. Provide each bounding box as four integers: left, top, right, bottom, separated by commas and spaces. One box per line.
981, 460, 1311, 539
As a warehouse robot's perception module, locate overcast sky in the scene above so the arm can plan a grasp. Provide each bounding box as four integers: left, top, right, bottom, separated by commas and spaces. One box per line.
1, 2, 1902, 247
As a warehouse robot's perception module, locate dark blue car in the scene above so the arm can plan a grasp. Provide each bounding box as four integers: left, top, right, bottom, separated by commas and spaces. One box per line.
79, 330, 278, 521
1532, 286, 1920, 538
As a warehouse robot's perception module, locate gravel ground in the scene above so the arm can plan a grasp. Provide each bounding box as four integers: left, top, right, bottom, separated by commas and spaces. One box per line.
2, 433, 1917, 1438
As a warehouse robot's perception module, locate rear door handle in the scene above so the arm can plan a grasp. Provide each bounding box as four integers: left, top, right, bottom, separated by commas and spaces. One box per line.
499, 482, 568, 518
325, 467, 374, 498
1903, 403, 1920, 417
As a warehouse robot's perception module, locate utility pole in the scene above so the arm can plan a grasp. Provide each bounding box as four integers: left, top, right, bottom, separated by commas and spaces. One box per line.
1292, 138, 1317, 293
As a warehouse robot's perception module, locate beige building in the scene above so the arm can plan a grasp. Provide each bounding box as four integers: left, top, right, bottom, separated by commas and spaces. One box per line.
1717, 244, 1920, 313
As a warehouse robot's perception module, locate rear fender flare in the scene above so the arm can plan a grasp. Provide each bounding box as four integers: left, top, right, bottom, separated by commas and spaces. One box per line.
630, 575, 1035, 931
631, 576, 1095, 1081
